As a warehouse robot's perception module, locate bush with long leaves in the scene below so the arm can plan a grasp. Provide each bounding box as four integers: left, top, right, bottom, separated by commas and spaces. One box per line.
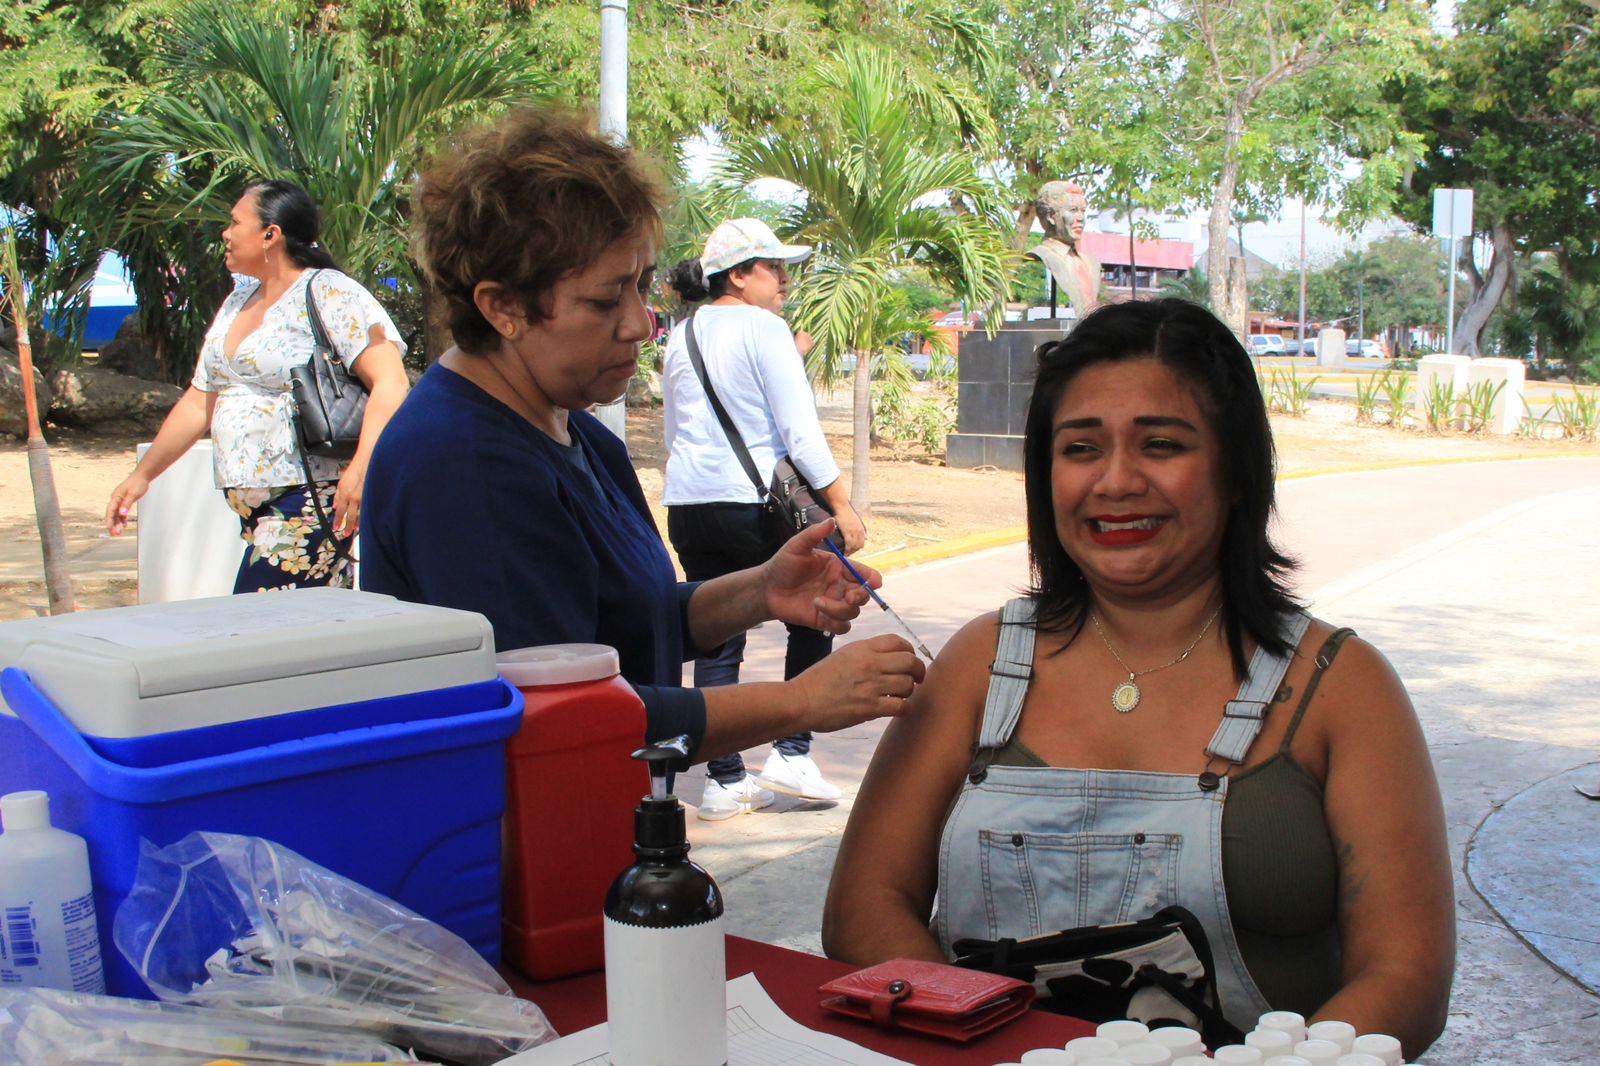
71, 0, 549, 377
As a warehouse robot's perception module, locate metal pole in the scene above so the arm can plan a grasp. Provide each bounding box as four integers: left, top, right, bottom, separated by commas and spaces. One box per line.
1445, 235, 1458, 354
1297, 205, 1307, 350
593, 0, 630, 440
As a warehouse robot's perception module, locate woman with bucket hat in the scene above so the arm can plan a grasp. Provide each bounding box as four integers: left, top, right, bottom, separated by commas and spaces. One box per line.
663, 218, 867, 820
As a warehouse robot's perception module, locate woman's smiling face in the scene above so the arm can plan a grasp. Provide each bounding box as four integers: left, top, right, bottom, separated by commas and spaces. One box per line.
1049, 357, 1230, 601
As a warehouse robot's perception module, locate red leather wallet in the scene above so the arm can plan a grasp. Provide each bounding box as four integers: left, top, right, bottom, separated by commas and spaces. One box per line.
817, 959, 1035, 1042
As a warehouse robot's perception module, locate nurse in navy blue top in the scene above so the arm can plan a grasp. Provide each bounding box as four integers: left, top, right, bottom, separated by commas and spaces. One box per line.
361, 108, 925, 762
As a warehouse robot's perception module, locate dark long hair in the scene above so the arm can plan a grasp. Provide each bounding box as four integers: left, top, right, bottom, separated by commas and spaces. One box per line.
1023, 298, 1300, 678
666, 257, 756, 303
246, 180, 340, 271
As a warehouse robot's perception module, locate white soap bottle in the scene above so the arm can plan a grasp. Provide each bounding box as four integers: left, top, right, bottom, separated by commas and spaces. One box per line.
604, 738, 726, 1065
0, 790, 106, 993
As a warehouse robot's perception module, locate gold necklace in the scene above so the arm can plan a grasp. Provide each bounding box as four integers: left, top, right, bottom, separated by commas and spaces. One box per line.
1089, 604, 1223, 713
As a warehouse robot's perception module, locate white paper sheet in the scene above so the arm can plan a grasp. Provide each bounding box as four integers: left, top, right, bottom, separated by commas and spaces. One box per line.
494, 972, 911, 1066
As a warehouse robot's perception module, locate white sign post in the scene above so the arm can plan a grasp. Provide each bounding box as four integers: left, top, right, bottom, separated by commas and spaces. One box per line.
1432, 188, 1474, 355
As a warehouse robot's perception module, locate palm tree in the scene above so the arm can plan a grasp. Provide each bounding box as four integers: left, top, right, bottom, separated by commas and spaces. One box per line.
1159, 265, 1211, 308
74, 1, 549, 372
711, 44, 1014, 513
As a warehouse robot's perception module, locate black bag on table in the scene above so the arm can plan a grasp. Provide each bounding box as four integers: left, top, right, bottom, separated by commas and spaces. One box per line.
951, 905, 1245, 1049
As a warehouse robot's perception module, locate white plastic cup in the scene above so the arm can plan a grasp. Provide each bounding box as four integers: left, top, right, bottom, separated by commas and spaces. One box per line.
1079, 1059, 1134, 1066
1215, 1047, 1265, 1065
1335, 1055, 1385, 1066
1351, 1034, 1403, 1066
1098, 1020, 1153, 1046
1021, 1051, 1077, 1066
1294, 1039, 1345, 1065
1258, 1011, 1308, 1045
1149, 1026, 1205, 1059
1247, 1029, 1295, 1057
1067, 1038, 1123, 1059
1306, 1021, 1357, 1053
1119, 1046, 1173, 1065
1273, 1058, 1315, 1066
1173, 1058, 1214, 1066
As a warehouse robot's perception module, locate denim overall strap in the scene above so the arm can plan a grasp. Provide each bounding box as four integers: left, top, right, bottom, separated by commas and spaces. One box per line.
978, 598, 1039, 751
1204, 610, 1312, 765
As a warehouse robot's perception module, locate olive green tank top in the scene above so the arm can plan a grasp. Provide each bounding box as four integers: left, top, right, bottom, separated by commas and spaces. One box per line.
988, 630, 1351, 1016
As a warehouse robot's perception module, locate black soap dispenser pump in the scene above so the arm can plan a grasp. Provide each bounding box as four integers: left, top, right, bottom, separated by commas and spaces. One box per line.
603, 736, 727, 1066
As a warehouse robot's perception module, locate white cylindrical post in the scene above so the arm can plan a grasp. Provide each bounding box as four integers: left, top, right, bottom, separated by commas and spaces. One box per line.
595, 0, 631, 443
1445, 234, 1458, 354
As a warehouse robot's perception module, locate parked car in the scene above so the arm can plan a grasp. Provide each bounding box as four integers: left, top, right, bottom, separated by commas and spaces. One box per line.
905, 352, 956, 379
1346, 339, 1386, 359
1247, 335, 1274, 356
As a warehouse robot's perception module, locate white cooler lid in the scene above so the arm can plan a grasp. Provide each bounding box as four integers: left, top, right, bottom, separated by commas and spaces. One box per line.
0, 588, 498, 737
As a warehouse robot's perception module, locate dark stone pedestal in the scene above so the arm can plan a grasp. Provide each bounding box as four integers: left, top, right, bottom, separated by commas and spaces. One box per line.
945, 321, 1069, 471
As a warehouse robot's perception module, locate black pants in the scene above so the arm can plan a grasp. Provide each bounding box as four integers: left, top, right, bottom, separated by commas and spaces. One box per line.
667, 502, 832, 784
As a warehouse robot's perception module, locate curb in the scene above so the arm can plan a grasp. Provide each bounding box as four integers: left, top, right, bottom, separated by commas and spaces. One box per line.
858, 452, 1600, 574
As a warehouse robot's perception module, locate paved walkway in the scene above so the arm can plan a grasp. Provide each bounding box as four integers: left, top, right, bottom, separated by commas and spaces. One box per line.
684, 456, 1600, 1065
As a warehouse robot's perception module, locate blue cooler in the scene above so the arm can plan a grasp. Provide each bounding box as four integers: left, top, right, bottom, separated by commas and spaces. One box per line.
0, 588, 524, 998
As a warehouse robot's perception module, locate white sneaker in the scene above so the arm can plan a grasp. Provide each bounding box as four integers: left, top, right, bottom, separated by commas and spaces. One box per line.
695, 775, 776, 822
754, 752, 843, 801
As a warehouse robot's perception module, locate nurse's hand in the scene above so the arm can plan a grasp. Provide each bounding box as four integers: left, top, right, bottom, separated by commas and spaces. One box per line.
762, 520, 876, 634
791, 633, 926, 731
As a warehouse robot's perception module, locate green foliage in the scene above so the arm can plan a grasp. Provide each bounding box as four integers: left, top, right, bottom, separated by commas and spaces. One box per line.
1158, 266, 1210, 310
1494, 245, 1600, 378
68, 0, 548, 375
712, 43, 1013, 509
1461, 378, 1507, 435
1422, 378, 1458, 434
1548, 388, 1600, 441
1381, 369, 1413, 428
1353, 371, 1384, 426
1253, 236, 1447, 353
1395, 0, 1600, 352
1264, 365, 1318, 417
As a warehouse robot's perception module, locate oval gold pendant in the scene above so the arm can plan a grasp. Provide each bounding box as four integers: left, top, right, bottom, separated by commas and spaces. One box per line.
1112, 680, 1142, 713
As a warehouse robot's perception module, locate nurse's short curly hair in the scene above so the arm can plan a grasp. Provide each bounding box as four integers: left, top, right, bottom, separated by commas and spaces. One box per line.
412, 107, 665, 355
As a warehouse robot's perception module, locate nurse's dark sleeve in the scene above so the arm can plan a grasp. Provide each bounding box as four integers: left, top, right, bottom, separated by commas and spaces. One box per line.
634, 683, 708, 765
677, 580, 705, 660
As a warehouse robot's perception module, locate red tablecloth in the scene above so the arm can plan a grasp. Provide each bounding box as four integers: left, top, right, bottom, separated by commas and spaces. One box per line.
505, 935, 1095, 1062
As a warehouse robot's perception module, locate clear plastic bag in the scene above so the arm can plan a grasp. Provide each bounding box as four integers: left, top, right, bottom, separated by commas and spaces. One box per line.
113, 832, 555, 1066
0, 984, 429, 1065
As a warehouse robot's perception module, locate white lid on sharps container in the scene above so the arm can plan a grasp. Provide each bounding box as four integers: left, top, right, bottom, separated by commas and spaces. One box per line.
496, 644, 621, 688
0, 790, 51, 832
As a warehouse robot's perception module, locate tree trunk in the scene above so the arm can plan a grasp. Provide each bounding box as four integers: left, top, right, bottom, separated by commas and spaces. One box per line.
7, 278, 75, 614
1454, 223, 1516, 357
1225, 257, 1249, 344
1206, 109, 1247, 336
850, 351, 873, 515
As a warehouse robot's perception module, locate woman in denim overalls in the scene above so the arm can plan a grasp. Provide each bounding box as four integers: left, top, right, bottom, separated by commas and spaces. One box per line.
824, 299, 1454, 1060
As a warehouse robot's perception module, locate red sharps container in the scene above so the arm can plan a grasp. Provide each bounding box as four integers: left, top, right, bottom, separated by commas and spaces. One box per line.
497, 643, 648, 979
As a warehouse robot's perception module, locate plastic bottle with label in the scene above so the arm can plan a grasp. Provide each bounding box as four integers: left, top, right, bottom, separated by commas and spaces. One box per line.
604, 737, 726, 1066
0, 790, 106, 993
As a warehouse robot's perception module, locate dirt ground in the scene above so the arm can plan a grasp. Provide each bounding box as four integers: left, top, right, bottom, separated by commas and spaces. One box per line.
0, 385, 1589, 620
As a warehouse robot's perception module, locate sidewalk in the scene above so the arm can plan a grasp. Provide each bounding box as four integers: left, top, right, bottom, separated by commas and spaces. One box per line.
685, 456, 1600, 1065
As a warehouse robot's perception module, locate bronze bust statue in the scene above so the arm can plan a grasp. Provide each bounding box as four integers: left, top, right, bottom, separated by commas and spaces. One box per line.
1026, 181, 1102, 318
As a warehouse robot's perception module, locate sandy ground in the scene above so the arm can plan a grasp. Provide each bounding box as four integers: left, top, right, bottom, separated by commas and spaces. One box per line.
0, 385, 1589, 620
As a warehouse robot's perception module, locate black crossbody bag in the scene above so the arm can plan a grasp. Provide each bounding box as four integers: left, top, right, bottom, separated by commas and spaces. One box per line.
682, 310, 842, 550
289, 270, 365, 562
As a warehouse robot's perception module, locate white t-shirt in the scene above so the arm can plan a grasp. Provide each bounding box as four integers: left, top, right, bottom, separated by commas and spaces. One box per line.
661, 303, 840, 506
193, 269, 406, 488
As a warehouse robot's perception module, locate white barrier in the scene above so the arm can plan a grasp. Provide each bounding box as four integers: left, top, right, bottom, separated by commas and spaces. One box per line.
1316, 327, 1347, 370
1414, 354, 1473, 428
135, 441, 241, 603
1465, 358, 1527, 435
